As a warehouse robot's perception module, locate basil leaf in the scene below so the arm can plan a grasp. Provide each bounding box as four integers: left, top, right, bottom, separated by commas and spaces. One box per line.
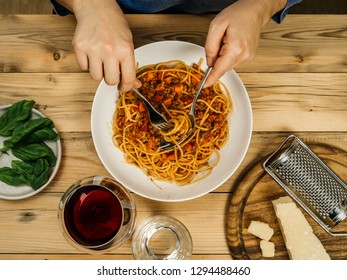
2, 118, 54, 151
12, 159, 50, 190
24, 127, 59, 144
12, 160, 34, 176
11, 142, 57, 167
0, 100, 35, 137
0, 167, 27, 186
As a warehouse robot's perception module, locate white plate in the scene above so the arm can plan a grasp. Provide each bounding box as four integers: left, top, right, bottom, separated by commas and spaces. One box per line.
91, 41, 252, 202
0, 105, 62, 200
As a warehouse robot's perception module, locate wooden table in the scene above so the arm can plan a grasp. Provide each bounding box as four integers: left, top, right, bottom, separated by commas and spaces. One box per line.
0, 14, 346, 260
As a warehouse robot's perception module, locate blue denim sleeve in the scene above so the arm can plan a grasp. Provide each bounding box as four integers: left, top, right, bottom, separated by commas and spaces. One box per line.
50, 0, 303, 19
50, 0, 72, 16
272, 0, 303, 23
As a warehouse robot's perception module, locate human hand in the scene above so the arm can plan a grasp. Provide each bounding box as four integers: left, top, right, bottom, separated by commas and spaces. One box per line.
204, 0, 287, 87
71, 0, 140, 92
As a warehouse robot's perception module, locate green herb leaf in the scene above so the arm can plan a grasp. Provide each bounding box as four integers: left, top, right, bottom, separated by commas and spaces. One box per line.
12, 159, 50, 190
11, 142, 57, 167
0, 167, 27, 186
0, 100, 35, 137
0, 100, 58, 191
24, 127, 59, 144
2, 118, 54, 151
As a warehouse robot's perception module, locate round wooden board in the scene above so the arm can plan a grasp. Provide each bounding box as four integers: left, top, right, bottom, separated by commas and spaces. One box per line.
227, 143, 347, 260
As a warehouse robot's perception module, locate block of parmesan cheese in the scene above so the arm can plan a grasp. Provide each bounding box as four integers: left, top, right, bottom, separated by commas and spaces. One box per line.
272, 196, 330, 260
260, 240, 275, 258
247, 220, 274, 241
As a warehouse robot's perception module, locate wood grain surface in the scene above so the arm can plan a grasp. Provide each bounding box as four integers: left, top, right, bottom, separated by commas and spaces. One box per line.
0, 14, 346, 260
1, 15, 347, 73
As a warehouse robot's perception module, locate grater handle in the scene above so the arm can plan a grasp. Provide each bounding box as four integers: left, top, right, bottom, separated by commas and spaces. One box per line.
263, 135, 295, 169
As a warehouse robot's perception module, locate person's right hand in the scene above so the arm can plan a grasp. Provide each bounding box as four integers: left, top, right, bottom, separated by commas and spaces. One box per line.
204, 0, 287, 88
71, 0, 139, 92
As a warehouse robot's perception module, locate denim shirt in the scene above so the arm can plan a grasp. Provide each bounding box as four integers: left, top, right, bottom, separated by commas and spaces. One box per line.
51, 0, 302, 23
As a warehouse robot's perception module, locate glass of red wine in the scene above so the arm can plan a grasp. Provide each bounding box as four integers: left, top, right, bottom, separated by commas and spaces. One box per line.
58, 176, 136, 253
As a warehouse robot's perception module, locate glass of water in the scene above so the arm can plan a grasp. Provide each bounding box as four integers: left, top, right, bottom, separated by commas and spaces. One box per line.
132, 215, 192, 260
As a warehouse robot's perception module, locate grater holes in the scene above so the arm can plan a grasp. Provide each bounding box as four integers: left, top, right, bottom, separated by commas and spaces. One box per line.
275, 146, 347, 219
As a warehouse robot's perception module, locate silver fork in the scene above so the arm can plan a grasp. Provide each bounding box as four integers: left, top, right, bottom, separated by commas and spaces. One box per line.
187, 66, 213, 130
159, 66, 213, 151
132, 88, 174, 131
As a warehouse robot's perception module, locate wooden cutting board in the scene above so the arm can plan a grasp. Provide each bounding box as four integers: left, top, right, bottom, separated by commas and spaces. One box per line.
227, 143, 347, 260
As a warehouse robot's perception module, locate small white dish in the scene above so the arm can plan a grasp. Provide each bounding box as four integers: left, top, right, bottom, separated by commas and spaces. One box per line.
91, 41, 252, 202
0, 105, 62, 200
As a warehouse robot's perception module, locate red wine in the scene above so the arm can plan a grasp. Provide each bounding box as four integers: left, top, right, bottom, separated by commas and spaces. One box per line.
64, 185, 123, 247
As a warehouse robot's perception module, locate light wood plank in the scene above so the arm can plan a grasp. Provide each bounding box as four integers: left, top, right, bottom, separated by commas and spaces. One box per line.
0, 73, 98, 132
0, 193, 229, 255
240, 72, 347, 132
0, 254, 231, 260
254, 15, 347, 73
0, 0, 53, 14
0, 73, 346, 132
0, 15, 347, 73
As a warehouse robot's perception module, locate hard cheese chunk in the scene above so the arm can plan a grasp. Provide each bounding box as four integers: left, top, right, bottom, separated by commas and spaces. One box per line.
273, 197, 330, 260
260, 240, 275, 258
247, 221, 274, 241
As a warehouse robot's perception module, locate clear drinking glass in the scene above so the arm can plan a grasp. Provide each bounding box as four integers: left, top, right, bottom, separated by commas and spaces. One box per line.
58, 175, 136, 253
132, 216, 192, 260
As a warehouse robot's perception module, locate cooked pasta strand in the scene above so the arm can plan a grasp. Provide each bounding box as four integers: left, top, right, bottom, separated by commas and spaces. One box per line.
112, 60, 232, 185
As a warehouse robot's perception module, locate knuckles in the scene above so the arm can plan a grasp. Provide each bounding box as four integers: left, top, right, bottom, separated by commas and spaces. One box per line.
90, 72, 103, 82
105, 76, 119, 86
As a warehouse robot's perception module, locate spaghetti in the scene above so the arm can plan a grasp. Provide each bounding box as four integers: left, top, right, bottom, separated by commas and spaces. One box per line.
112, 60, 232, 185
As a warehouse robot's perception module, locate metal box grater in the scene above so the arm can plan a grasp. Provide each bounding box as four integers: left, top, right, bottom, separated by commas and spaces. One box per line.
264, 135, 347, 236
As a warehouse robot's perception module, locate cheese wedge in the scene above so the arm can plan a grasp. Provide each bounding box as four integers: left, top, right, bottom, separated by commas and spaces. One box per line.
273, 196, 330, 260
260, 240, 275, 258
247, 220, 274, 241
